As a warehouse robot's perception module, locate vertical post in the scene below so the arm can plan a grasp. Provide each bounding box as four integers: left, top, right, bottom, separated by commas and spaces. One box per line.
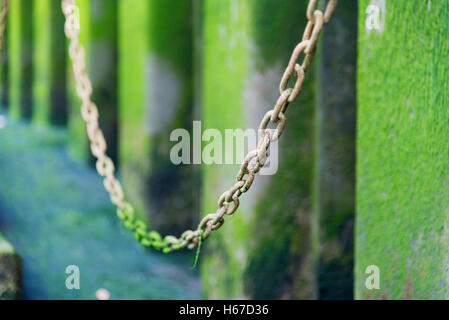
68, 0, 90, 160
6, 0, 33, 120
118, 0, 149, 223
89, 0, 118, 164
49, 0, 67, 125
192, 0, 203, 221
8, 0, 22, 118
33, 0, 68, 126
32, 0, 50, 123
314, 0, 357, 299
201, 0, 316, 299
33, 0, 67, 125
356, 1, 449, 299
20, 0, 32, 120
0, 3, 8, 111
119, 0, 196, 233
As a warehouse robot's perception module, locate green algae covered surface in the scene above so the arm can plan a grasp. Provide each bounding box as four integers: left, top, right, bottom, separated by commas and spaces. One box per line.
119, 0, 197, 233
201, 0, 317, 299
356, 0, 449, 299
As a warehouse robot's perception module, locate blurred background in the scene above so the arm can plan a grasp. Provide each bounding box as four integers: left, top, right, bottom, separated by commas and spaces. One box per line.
0, 0, 357, 300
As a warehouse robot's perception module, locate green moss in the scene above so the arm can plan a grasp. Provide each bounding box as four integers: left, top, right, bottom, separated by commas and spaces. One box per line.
200, 0, 251, 299
19, 0, 33, 120
249, 0, 305, 68
0, 19, 8, 110
148, 0, 193, 76
356, 0, 449, 299
119, 0, 196, 233
118, 0, 149, 220
8, 0, 21, 118
49, 0, 68, 126
88, 0, 118, 164
32, 0, 51, 124
201, 0, 318, 299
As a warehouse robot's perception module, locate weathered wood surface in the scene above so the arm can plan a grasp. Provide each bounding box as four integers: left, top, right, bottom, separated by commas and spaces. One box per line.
315, 0, 357, 299
19, 0, 32, 120
89, 0, 118, 164
33, 0, 67, 125
32, 0, 50, 123
0, 5, 8, 110
201, 0, 316, 299
119, 0, 197, 233
8, 0, 33, 119
200, 0, 357, 300
356, 0, 449, 299
49, 0, 67, 125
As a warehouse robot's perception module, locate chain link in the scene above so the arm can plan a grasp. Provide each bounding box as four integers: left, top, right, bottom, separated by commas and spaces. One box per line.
61, 0, 337, 253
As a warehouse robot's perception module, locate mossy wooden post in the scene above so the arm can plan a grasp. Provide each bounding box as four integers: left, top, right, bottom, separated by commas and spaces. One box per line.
0, 9, 8, 111
0, 234, 21, 300
201, 0, 316, 299
8, 0, 33, 119
89, 0, 118, 164
68, 0, 90, 160
19, 0, 32, 120
356, 1, 449, 299
33, 0, 67, 126
32, 0, 50, 123
314, 0, 357, 299
49, 0, 67, 125
7, 0, 19, 116
119, 0, 196, 233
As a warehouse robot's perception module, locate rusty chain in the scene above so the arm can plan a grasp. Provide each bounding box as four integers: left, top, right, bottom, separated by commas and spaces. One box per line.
0, 0, 8, 53
60, 0, 337, 253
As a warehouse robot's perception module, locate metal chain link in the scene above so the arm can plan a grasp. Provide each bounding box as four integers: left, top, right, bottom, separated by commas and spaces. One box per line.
61, 0, 337, 253
0, 0, 8, 53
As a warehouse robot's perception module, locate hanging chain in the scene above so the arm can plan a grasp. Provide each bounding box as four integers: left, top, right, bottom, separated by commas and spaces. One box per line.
61, 0, 337, 253
0, 0, 8, 53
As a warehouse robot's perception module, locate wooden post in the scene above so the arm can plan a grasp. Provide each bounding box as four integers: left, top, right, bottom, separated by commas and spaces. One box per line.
200, 0, 316, 299
314, 0, 357, 299
49, 0, 67, 125
33, 0, 67, 126
32, 0, 50, 123
7, 0, 18, 117
119, 0, 196, 233
118, 0, 149, 225
0, 8, 8, 110
89, 0, 118, 164
356, 1, 449, 299
20, 0, 32, 120
8, 0, 33, 119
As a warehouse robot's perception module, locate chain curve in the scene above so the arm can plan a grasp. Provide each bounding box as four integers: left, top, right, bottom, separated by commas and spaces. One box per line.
60, 0, 337, 253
